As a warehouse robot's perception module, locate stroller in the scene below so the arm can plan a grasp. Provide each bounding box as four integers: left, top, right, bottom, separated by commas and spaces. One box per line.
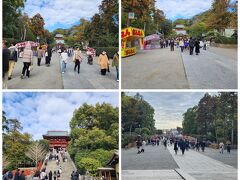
87, 55, 93, 65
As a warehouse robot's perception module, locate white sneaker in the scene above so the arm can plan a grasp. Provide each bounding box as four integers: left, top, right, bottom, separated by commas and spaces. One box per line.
117, 80, 119, 82
62, 72, 65, 74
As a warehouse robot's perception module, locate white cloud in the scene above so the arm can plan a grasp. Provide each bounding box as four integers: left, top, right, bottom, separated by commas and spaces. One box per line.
128, 92, 218, 130
156, 0, 213, 20
3, 92, 118, 140
24, 0, 103, 30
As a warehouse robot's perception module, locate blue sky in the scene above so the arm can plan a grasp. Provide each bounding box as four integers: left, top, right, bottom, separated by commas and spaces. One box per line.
128, 92, 218, 130
156, 0, 236, 20
23, 0, 102, 31
3, 92, 119, 140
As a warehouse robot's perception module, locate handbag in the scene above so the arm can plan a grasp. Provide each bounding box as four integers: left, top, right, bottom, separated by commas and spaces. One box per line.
45, 51, 48, 57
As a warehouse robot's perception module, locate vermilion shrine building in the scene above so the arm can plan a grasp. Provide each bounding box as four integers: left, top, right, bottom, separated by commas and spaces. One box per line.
43, 131, 70, 149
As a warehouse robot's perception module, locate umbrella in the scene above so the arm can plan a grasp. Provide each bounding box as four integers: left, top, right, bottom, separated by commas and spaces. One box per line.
16, 41, 38, 48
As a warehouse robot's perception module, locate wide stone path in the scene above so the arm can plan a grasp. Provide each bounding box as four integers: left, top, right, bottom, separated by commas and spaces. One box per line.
7, 53, 63, 89
122, 145, 179, 170
181, 47, 237, 89
122, 47, 237, 89
196, 147, 237, 168
167, 146, 238, 180
122, 48, 189, 89
46, 152, 76, 180
60, 53, 118, 89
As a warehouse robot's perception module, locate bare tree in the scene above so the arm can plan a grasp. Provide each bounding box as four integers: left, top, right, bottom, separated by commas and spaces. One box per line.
25, 142, 48, 168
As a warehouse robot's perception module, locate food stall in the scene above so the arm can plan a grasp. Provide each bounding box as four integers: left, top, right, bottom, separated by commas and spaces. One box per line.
121, 27, 144, 57
144, 34, 161, 50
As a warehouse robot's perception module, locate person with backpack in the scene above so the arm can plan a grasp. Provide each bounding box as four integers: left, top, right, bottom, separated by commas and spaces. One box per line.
8, 44, 18, 80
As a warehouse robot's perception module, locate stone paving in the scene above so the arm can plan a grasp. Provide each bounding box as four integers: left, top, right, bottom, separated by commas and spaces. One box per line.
167, 146, 238, 180
122, 48, 189, 89
60, 53, 118, 89
6, 52, 118, 89
181, 47, 237, 89
46, 152, 76, 180
122, 47, 237, 89
122, 145, 179, 170
122, 170, 183, 180
7, 53, 63, 89
196, 147, 237, 168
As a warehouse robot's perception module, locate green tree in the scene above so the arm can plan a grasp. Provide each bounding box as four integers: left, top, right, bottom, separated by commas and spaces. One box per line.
207, 0, 231, 34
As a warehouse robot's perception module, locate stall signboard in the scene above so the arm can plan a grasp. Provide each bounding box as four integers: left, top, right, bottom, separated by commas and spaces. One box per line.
121, 47, 136, 57
122, 27, 145, 40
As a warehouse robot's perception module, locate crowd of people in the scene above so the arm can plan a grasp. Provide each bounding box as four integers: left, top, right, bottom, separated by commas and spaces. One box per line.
2, 40, 119, 89
158, 37, 210, 55
135, 134, 232, 156
58, 47, 119, 81
2, 41, 53, 88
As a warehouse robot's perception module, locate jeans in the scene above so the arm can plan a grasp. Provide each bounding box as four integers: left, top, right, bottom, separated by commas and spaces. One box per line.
22, 62, 31, 77
116, 66, 119, 80
180, 46, 184, 52
190, 47, 194, 55
62, 61, 67, 72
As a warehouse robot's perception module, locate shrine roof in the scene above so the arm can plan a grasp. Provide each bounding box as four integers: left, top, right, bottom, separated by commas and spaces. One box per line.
44, 131, 69, 137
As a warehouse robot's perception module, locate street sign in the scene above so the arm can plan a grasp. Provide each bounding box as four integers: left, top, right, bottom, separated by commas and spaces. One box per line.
128, 12, 135, 19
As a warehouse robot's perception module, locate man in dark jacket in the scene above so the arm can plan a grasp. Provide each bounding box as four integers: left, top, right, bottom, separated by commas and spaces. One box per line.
195, 39, 200, 55
170, 39, 175, 51
14, 169, 20, 180
8, 43, 18, 80
3, 41, 10, 88
189, 37, 195, 55
46, 46, 52, 66
179, 139, 186, 155
19, 171, 25, 180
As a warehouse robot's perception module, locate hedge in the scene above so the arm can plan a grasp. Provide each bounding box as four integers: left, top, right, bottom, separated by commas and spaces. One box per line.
215, 36, 237, 44
93, 47, 118, 59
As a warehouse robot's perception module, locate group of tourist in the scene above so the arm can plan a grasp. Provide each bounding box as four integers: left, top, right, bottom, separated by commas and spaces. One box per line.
159, 37, 210, 55
2, 41, 53, 88
135, 134, 232, 156
59, 47, 119, 81
2, 169, 26, 180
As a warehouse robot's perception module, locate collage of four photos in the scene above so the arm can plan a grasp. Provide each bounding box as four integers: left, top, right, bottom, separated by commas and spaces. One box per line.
2, 0, 238, 180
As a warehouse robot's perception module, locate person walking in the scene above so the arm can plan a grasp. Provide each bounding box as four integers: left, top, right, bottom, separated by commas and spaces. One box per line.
200, 141, 205, 152
19, 171, 25, 180
61, 49, 68, 74
49, 170, 53, 180
7, 44, 18, 80
21, 43, 33, 79
174, 141, 178, 155
14, 169, 20, 180
179, 139, 186, 155
195, 39, 200, 55
219, 142, 224, 154
179, 39, 184, 52
53, 171, 57, 180
189, 37, 195, 55
136, 135, 143, 154
112, 50, 119, 81
46, 46, 52, 66
73, 47, 83, 74
226, 141, 231, 154
98, 51, 109, 76
170, 39, 174, 51
37, 47, 44, 66
163, 138, 167, 150
203, 40, 207, 50
3, 41, 10, 89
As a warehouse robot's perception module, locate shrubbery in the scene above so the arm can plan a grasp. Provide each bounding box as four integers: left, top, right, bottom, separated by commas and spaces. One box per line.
215, 36, 237, 44
94, 47, 118, 59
